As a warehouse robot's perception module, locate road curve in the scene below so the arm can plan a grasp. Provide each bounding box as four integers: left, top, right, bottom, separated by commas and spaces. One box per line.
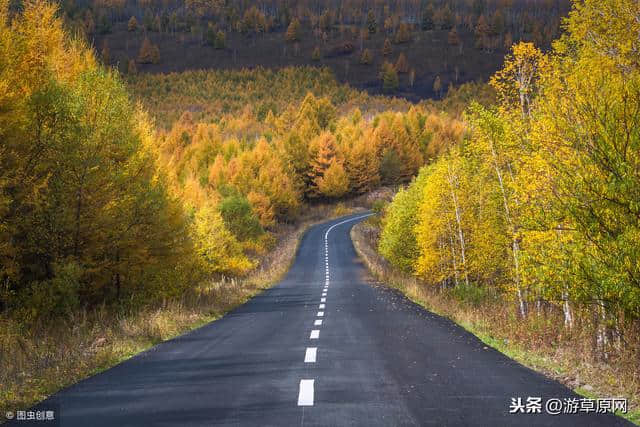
16, 213, 632, 426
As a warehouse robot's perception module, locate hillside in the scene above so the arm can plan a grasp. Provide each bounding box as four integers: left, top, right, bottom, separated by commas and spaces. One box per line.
56, 0, 572, 101
99, 24, 506, 100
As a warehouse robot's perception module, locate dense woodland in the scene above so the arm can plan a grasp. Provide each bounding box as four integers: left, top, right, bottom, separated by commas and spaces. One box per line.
379, 0, 640, 361
0, 0, 467, 322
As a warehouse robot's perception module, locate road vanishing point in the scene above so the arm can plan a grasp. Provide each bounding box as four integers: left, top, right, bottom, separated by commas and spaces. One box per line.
17, 213, 632, 426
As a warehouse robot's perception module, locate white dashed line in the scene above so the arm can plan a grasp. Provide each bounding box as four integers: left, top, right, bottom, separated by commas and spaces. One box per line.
298, 379, 314, 406
305, 347, 317, 363
296, 214, 373, 408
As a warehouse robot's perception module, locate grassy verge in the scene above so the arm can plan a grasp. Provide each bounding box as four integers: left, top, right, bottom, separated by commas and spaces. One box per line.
0, 202, 364, 419
351, 219, 640, 425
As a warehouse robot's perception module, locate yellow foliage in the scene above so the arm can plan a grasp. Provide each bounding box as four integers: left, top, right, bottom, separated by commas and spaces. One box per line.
193, 204, 254, 276
490, 42, 547, 117
316, 159, 349, 198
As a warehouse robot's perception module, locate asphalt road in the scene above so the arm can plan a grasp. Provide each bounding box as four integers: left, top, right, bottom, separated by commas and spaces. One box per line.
16, 213, 632, 426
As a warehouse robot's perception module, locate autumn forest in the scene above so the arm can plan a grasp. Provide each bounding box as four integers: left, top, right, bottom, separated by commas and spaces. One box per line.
1, 0, 640, 422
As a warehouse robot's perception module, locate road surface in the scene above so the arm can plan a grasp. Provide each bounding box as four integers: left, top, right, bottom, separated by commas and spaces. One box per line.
17, 213, 632, 426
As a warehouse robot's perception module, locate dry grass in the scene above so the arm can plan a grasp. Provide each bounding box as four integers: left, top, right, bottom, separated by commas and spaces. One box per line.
351, 219, 640, 425
0, 202, 366, 418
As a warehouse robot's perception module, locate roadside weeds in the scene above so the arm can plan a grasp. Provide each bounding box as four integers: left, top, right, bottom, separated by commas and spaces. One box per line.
0, 202, 364, 419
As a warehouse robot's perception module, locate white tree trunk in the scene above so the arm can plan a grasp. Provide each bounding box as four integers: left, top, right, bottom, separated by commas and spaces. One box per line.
488, 138, 526, 317
446, 162, 469, 287
562, 289, 573, 329
446, 219, 460, 287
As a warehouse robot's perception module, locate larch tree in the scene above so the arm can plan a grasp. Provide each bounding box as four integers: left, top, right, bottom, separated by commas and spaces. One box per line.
138, 37, 155, 63
127, 58, 137, 74
214, 30, 226, 49
421, 5, 434, 31
316, 159, 349, 198
367, 9, 377, 34
344, 136, 380, 194
395, 52, 409, 73
285, 18, 301, 42
360, 48, 373, 65
433, 75, 442, 97
380, 61, 399, 92
394, 23, 411, 44
448, 28, 460, 46
382, 38, 392, 56
128, 15, 137, 31
307, 132, 340, 198
474, 14, 490, 50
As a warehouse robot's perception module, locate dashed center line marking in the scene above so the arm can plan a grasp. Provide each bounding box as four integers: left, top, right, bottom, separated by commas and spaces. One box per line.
296, 214, 373, 408
305, 347, 317, 363
298, 380, 314, 406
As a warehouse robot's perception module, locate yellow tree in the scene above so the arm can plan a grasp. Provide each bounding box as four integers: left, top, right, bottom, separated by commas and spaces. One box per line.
414, 154, 470, 287
128, 15, 137, 31
373, 114, 423, 183
193, 203, 254, 275
360, 48, 373, 65
307, 132, 339, 198
522, 0, 640, 327
395, 52, 409, 73
467, 103, 527, 316
316, 160, 349, 198
138, 37, 154, 63
382, 38, 392, 56
285, 18, 301, 42
490, 42, 546, 118
344, 136, 380, 194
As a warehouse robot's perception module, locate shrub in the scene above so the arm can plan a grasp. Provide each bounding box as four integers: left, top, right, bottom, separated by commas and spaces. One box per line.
378, 168, 429, 272
218, 195, 264, 241
18, 262, 82, 323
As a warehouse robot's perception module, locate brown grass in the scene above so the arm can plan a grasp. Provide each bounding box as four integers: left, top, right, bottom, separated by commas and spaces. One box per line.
0, 202, 365, 419
351, 219, 640, 425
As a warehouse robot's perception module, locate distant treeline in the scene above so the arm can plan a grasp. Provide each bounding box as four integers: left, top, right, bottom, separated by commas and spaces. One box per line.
57, 0, 568, 50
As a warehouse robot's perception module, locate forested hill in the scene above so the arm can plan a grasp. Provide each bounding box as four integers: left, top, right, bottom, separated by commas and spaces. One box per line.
0, 0, 466, 322
58, 0, 570, 100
